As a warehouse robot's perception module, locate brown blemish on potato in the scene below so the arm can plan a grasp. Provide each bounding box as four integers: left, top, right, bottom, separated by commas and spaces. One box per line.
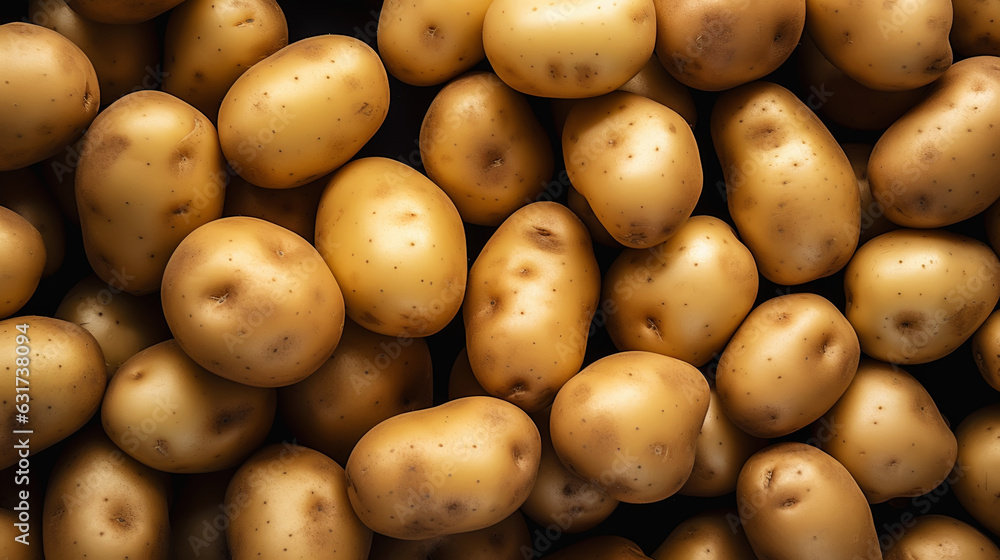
948, 300, 989, 336
153, 439, 168, 456
359, 311, 383, 326
88, 135, 131, 169
575, 64, 594, 83
746, 122, 786, 150
213, 403, 253, 433
526, 225, 563, 253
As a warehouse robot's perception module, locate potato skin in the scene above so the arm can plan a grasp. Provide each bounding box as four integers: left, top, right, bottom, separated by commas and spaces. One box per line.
618, 56, 698, 127
464, 201, 600, 412
951, 404, 1000, 537
952, 0, 1000, 56
345, 396, 541, 540
972, 309, 1000, 391
0, 207, 45, 319
884, 514, 1000, 559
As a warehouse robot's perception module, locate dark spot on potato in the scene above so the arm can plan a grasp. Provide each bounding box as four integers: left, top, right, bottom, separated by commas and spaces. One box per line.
89, 135, 131, 169
746, 121, 786, 150
526, 225, 563, 253
575, 64, 594, 83
948, 300, 989, 336
213, 403, 254, 433
359, 311, 383, 326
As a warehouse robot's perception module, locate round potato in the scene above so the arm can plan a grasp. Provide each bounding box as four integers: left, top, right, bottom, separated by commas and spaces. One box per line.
0, 206, 45, 319
844, 228, 1000, 365
218, 34, 389, 189
367, 511, 530, 560
716, 292, 861, 438
0, 167, 66, 277
651, 509, 757, 560
0, 22, 99, 171
314, 157, 467, 338
482, 0, 656, 98
64, 0, 183, 24
161, 216, 346, 387
884, 514, 1000, 559
419, 71, 554, 226
972, 309, 1000, 391
601, 215, 758, 367
102, 339, 277, 473
549, 351, 710, 504
376, 0, 493, 86
345, 396, 541, 540
225, 443, 372, 560
951, 403, 1000, 537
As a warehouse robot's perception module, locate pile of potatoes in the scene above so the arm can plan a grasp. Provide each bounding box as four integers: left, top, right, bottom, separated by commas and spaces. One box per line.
2, 0, 1000, 558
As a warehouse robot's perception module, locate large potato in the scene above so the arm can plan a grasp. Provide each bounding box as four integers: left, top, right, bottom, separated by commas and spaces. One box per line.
844, 228, 1000, 364
315, 157, 467, 338
75, 89, 227, 295
161, 216, 346, 387
464, 201, 600, 412
0, 207, 45, 319
868, 56, 1000, 228
345, 396, 541, 540
884, 514, 1000, 559
549, 351, 710, 504
711, 81, 859, 285
951, 403, 1000, 537
218, 34, 389, 189
651, 509, 757, 560
0, 22, 99, 171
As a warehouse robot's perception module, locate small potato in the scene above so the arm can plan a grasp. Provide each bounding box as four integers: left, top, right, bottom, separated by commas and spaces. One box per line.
972, 309, 1000, 391
377, 0, 493, 86
419, 71, 554, 226
817, 358, 958, 503
653, 0, 805, 91
0, 22, 99, 171
0, 167, 66, 277
345, 396, 541, 540
651, 509, 757, 560
563, 91, 702, 249
482, 0, 656, 98
222, 172, 326, 244
868, 56, 1000, 228
951, 403, 1000, 537
367, 511, 530, 560
737, 443, 881, 560
619, 55, 698, 127
102, 339, 277, 473
315, 157, 467, 338
225, 443, 372, 560
884, 514, 1000, 559
163, 0, 289, 122
278, 318, 434, 465
843, 229, 1000, 365
549, 351, 710, 504
218, 34, 389, 189
463, 201, 600, 412
952, 0, 1000, 56
64, 0, 184, 24
0, 316, 105, 470
541, 535, 651, 560
169, 470, 234, 560
716, 293, 861, 438
601, 215, 758, 367
0, 206, 45, 319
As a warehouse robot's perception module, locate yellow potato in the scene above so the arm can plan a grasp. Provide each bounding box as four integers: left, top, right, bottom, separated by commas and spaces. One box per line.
951, 403, 1000, 537
651, 509, 757, 560
367, 511, 530, 560
64, 0, 183, 23
0, 22, 99, 171
345, 396, 541, 540
972, 309, 1000, 391
218, 34, 389, 189
711, 81, 859, 285
844, 229, 1000, 364
482, 0, 656, 98
549, 351, 710, 504
376, 0, 493, 86
314, 157, 467, 338
0, 207, 45, 319
884, 514, 1000, 559
464, 201, 600, 412
563, 91, 702, 249
0, 168, 65, 277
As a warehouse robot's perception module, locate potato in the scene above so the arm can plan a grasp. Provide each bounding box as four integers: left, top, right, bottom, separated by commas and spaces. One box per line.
63, 0, 183, 24
716, 292, 860, 438
0, 507, 44, 559
951, 403, 1000, 537
222, 172, 326, 244
711, 81, 860, 286
0, 207, 45, 319
972, 309, 1000, 391
951, 0, 1000, 56
464, 201, 600, 412
218, 34, 389, 189
619, 55, 698, 126
278, 318, 434, 465
884, 514, 1000, 559
55, 274, 171, 379
601, 215, 758, 367
817, 358, 958, 503
868, 56, 1000, 228
842, 143, 896, 244
540, 535, 651, 560
225, 443, 372, 560
843, 228, 1000, 364
736, 442, 881, 560
169, 470, 233, 560
0, 22, 99, 171
376, 0, 493, 86
419, 71, 553, 226
651, 509, 757, 560
345, 396, 541, 540
314, 157, 467, 338
549, 351, 710, 504
804, 0, 952, 90
75, 89, 227, 296
42, 424, 171, 560
0, 316, 105, 470
28, 0, 160, 104
482, 0, 656, 98
652, 0, 805, 91
0, 167, 65, 277
679, 388, 768, 498
161, 216, 346, 387
563, 91, 702, 249
163, 0, 289, 122
102, 339, 276, 473
367, 511, 530, 560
